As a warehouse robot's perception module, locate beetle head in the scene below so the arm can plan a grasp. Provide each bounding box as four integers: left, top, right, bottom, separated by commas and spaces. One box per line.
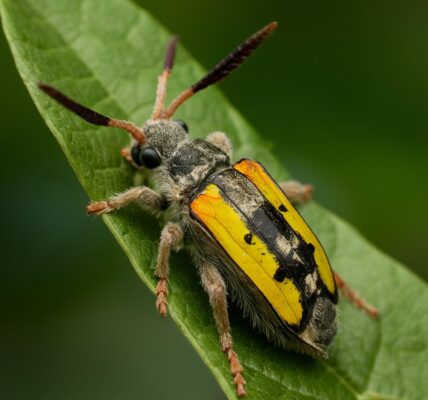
129, 119, 188, 169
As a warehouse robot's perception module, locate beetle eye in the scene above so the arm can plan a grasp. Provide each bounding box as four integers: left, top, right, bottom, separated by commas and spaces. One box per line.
140, 147, 162, 169
131, 144, 143, 166
174, 119, 189, 133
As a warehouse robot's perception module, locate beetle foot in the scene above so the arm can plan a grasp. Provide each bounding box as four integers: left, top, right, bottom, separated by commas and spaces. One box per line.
86, 201, 111, 215
280, 180, 313, 205
156, 278, 168, 317
227, 348, 246, 397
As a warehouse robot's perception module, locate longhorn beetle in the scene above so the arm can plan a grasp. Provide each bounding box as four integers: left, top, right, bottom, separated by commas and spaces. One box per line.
38, 22, 378, 397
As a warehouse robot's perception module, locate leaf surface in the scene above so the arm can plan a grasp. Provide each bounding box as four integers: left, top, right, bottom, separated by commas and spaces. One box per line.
1, 0, 427, 398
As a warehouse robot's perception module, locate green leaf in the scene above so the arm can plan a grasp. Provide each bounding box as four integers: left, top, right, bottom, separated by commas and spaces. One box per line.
1, 0, 427, 398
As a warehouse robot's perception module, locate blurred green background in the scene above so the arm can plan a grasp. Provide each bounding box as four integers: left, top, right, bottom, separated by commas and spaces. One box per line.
1, 1, 427, 399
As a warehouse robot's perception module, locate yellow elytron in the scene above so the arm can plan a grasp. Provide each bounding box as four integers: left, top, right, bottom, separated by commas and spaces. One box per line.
191, 159, 338, 332
234, 159, 337, 297
191, 183, 304, 326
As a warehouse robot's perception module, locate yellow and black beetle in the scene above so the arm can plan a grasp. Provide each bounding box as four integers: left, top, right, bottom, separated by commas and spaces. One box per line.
38, 22, 378, 397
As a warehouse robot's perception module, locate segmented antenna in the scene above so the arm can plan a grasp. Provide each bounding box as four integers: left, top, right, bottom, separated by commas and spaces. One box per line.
162, 21, 278, 118
152, 36, 178, 119
38, 83, 145, 144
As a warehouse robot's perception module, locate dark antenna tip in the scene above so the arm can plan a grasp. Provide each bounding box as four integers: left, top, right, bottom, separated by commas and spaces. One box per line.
37, 82, 59, 99
164, 36, 178, 71
37, 81, 146, 143
37, 82, 110, 126
191, 20, 279, 94
162, 21, 278, 118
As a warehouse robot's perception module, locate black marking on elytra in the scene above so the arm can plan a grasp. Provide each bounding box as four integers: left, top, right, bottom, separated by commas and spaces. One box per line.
278, 204, 287, 212
261, 200, 317, 278
250, 160, 338, 304
244, 232, 253, 244
273, 268, 287, 283
248, 187, 322, 329
273, 253, 302, 283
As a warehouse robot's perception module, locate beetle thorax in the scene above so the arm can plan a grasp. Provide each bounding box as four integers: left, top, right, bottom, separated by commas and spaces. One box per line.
167, 138, 230, 193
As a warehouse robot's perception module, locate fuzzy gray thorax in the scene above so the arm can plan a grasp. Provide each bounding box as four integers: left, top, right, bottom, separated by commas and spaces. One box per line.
167, 139, 230, 194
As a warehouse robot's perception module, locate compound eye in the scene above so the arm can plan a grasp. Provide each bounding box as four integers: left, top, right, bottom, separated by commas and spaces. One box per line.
131, 144, 142, 166
140, 147, 162, 169
174, 119, 189, 133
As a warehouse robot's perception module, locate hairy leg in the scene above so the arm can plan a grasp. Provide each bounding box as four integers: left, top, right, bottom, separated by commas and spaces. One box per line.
334, 272, 379, 318
280, 180, 313, 205
200, 262, 246, 397
87, 186, 166, 215
206, 131, 233, 159
155, 223, 184, 317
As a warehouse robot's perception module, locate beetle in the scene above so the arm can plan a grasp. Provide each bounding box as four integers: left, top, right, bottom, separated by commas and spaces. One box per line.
38, 22, 378, 397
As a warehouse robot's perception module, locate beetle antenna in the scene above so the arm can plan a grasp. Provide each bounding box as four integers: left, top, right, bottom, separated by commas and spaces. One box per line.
152, 36, 178, 119
38, 83, 145, 144
162, 21, 278, 119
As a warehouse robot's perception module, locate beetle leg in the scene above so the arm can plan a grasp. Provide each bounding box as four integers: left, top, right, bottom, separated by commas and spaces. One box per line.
334, 272, 379, 318
86, 186, 166, 216
206, 131, 233, 159
280, 180, 313, 204
154, 223, 183, 317
200, 262, 246, 397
